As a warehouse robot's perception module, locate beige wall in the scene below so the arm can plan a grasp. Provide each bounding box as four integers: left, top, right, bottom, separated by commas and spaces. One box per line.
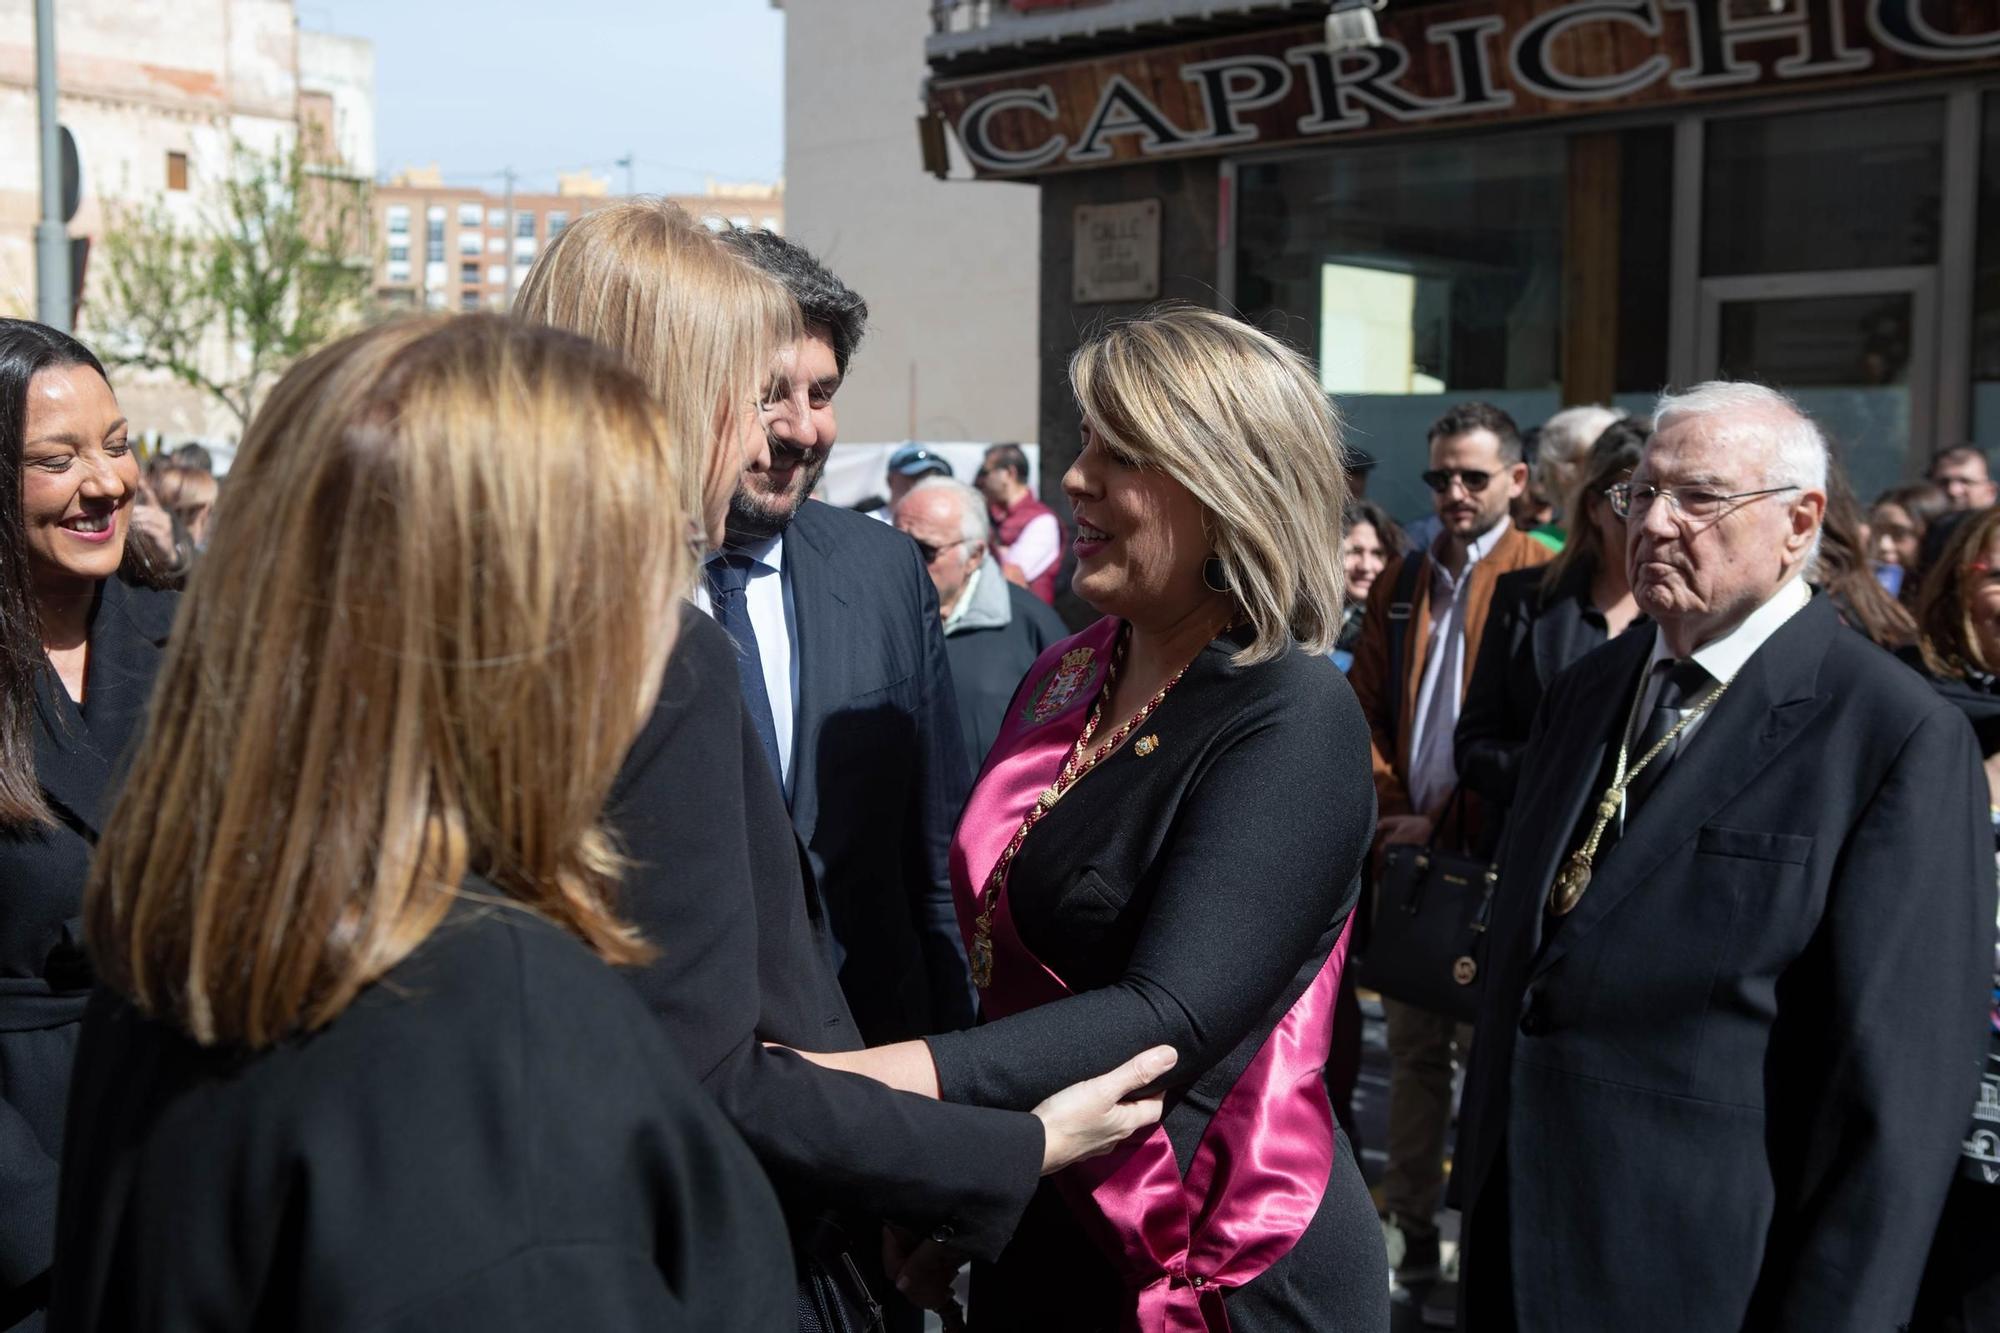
781, 0, 1038, 445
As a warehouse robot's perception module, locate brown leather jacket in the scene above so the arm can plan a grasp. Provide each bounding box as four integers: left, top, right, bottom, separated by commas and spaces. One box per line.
1349, 524, 1556, 826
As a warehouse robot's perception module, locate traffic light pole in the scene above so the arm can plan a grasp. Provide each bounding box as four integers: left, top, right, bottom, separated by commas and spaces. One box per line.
34, 0, 71, 333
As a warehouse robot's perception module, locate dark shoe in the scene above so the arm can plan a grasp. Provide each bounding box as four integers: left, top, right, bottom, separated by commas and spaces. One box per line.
1390, 1217, 1442, 1285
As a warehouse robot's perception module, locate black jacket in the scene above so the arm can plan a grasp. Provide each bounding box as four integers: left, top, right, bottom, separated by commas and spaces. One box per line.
943, 566, 1069, 772
0, 577, 173, 1329
1456, 560, 1639, 815
784, 501, 975, 1043
925, 630, 1388, 1330
1457, 593, 1995, 1332
606, 607, 1040, 1264
50, 900, 792, 1332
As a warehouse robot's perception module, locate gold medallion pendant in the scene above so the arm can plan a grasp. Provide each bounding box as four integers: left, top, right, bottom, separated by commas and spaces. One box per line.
1549, 854, 1592, 915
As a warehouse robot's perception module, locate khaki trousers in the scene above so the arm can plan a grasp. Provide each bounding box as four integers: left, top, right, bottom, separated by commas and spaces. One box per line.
1381, 997, 1474, 1234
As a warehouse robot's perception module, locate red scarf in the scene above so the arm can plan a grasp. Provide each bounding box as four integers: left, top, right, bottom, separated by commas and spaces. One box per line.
952, 617, 1351, 1332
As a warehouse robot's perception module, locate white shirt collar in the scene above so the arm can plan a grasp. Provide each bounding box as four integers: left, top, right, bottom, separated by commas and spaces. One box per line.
720, 532, 784, 575
1647, 575, 1812, 682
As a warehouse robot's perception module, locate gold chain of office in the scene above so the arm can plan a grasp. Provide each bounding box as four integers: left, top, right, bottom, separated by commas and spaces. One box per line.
1547, 664, 1742, 916
969, 629, 1186, 989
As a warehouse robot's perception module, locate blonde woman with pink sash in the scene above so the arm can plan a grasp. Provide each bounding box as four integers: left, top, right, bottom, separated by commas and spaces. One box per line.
803, 309, 1384, 1330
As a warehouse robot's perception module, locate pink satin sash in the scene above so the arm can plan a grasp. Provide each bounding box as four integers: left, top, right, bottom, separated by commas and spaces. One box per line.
952, 618, 1352, 1333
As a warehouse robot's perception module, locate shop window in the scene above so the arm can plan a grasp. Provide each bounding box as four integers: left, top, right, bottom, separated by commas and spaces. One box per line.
1974, 93, 2000, 455
1238, 135, 1567, 523
1702, 101, 1941, 279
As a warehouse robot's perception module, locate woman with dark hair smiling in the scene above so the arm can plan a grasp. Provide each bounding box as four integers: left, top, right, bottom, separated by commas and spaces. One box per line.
0, 320, 171, 1331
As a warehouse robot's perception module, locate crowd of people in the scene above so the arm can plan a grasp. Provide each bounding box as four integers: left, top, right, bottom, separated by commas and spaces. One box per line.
0, 193, 1993, 1333
1335, 394, 1999, 1331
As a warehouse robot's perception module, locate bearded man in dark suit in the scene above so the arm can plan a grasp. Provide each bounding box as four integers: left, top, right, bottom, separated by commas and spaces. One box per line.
1457, 382, 1995, 1332
711, 228, 975, 1045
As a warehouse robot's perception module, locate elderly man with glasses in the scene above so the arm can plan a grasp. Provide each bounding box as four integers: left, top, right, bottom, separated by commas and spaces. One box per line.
1348, 400, 1554, 1312
1455, 382, 1995, 1332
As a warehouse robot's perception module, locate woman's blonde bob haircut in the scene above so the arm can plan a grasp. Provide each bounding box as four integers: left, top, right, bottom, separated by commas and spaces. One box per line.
513, 199, 799, 545
1070, 306, 1349, 663
87, 316, 688, 1049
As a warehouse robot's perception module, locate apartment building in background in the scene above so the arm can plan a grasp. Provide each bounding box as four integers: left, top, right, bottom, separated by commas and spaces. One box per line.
372, 173, 784, 312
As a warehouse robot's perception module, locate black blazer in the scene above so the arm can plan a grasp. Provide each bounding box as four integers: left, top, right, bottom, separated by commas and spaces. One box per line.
784, 501, 974, 1043
0, 577, 173, 1327
1457, 593, 1995, 1332
606, 607, 1040, 1264
1456, 560, 1637, 815
50, 899, 793, 1332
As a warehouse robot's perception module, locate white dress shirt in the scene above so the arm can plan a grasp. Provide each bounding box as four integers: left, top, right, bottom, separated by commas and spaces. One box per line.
694, 534, 800, 791
1406, 519, 1512, 816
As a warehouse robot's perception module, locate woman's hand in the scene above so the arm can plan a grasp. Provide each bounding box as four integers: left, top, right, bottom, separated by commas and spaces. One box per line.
882, 1226, 966, 1314
1031, 1044, 1177, 1175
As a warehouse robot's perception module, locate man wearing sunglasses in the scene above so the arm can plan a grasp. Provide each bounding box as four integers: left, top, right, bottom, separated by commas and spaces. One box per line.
1349, 401, 1554, 1305
1456, 382, 1993, 1332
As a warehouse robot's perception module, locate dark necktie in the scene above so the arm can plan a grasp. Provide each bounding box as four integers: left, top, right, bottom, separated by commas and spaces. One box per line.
1625, 658, 1711, 813
704, 552, 785, 788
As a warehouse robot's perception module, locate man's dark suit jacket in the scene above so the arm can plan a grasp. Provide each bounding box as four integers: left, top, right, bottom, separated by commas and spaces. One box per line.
1457, 592, 1995, 1332
605, 607, 1039, 1267
784, 500, 975, 1043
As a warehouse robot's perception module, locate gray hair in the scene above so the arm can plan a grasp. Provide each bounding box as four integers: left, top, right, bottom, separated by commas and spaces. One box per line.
1536, 404, 1624, 510
901, 475, 990, 546
1653, 380, 1827, 570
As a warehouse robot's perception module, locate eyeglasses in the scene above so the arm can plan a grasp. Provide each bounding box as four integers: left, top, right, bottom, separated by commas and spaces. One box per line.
1420, 468, 1493, 495
914, 537, 969, 565
1605, 482, 1799, 522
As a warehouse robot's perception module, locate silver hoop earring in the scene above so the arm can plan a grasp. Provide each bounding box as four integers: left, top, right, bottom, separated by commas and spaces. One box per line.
1202, 557, 1230, 594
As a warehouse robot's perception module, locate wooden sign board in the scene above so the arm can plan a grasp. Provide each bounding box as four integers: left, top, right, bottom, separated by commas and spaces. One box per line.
929, 0, 2000, 179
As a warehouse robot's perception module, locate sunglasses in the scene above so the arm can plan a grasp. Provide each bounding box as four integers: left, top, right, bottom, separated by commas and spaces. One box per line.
1420, 468, 1494, 495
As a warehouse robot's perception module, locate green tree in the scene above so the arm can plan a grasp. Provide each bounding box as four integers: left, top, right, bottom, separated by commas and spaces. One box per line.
90, 134, 371, 430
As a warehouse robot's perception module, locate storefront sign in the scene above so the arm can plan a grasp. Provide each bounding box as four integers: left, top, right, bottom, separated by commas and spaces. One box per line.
931, 0, 2000, 177
1073, 199, 1162, 302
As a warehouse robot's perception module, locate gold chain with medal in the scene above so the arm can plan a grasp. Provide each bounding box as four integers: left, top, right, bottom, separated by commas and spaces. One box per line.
969, 627, 1188, 989
1547, 661, 1741, 916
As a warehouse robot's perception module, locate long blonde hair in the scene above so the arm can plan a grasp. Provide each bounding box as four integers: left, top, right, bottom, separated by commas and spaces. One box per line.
513, 200, 800, 545
1071, 307, 1349, 663
87, 316, 688, 1048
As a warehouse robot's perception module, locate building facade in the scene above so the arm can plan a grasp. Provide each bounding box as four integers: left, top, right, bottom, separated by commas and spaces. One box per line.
780, 0, 1039, 446
0, 0, 373, 444
370, 172, 783, 312
926, 0, 2000, 522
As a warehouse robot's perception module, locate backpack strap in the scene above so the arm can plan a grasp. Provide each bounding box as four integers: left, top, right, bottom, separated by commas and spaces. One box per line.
1383, 551, 1428, 746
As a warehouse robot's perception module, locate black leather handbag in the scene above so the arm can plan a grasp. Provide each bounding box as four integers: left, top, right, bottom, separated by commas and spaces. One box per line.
1352, 814, 1497, 1025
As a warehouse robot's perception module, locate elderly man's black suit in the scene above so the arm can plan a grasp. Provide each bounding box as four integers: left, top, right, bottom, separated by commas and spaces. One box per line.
1458, 592, 1994, 1332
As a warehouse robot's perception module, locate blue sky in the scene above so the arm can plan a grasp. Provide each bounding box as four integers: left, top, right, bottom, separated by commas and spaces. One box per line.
304, 0, 785, 193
